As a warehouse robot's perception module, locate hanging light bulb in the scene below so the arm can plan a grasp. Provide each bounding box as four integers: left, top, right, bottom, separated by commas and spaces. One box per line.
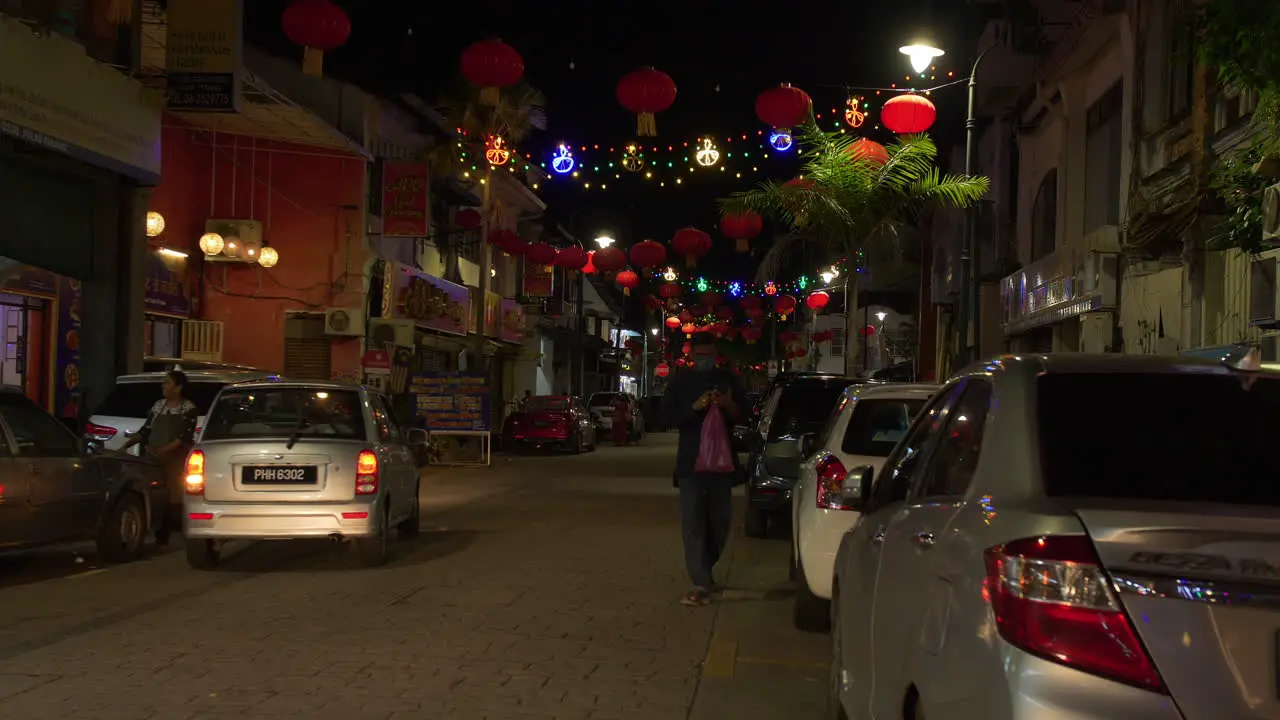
198, 232, 224, 255
145, 211, 165, 237
258, 246, 279, 268
899, 43, 945, 74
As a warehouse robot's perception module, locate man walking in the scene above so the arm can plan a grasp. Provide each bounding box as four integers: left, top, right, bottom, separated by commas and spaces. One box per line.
663, 333, 747, 606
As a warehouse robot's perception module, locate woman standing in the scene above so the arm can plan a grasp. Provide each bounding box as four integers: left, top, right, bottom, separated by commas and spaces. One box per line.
121, 370, 198, 546
611, 394, 632, 446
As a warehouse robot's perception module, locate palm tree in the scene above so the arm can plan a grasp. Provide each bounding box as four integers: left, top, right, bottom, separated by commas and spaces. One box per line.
720, 121, 989, 373
428, 80, 548, 181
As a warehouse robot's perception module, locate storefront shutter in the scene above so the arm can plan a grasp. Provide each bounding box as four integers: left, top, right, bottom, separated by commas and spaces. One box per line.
283, 338, 332, 380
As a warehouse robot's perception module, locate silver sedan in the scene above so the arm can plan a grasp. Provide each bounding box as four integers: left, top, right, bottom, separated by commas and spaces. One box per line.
829, 352, 1280, 719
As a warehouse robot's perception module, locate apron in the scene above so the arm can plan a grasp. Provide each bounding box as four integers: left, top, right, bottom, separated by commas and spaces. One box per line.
147, 410, 190, 506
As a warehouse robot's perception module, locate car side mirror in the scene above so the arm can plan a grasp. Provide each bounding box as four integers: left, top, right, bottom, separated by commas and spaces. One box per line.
798, 432, 817, 458
833, 465, 874, 512
407, 428, 428, 445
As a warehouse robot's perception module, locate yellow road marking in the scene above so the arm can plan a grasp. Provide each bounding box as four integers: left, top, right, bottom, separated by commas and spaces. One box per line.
702, 639, 738, 678
65, 568, 108, 580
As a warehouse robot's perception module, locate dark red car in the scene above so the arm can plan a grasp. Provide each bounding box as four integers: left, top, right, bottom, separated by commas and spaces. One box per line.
503, 396, 597, 453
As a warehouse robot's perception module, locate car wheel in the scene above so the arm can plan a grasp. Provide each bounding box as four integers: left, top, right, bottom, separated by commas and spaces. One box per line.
398, 481, 421, 538
356, 505, 389, 567
744, 507, 769, 538
97, 492, 146, 563
184, 538, 219, 570
793, 551, 832, 632
828, 583, 849, 719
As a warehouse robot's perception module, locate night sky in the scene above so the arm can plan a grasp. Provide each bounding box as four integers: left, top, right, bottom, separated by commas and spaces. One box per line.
246, 0, 987, 283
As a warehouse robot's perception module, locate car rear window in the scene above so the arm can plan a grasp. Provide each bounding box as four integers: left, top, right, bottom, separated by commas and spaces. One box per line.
588, 393, 619, 407
525, 397, 570, 412
768, 380, 856, 441
201, 387, 366, 442
842, 398, 929, 456
95, 380, 229, 418
1037, 372, 1280, 505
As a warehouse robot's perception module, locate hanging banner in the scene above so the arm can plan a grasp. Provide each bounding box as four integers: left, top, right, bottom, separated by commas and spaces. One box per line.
483, 291, 502, 338
144, 251, 193, 317
164, 0, 244, 112
53, 276, 83, 420
500, 299, 525, 344
381, 162, 430, 237
521, 261, 554, 297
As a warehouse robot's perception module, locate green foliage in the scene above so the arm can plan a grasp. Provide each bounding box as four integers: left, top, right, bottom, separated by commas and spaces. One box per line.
719, 122, 989, 280
1195, 0, 1280, 252
427, 80, 548, 180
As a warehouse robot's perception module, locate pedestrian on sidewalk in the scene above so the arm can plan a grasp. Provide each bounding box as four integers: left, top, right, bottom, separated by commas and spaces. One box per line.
119, 369, 198, 546
611, 394, 632, 446
662, 333, 747, 606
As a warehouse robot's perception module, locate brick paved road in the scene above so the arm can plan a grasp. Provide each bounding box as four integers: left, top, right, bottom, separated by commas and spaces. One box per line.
0, 435, 826, 719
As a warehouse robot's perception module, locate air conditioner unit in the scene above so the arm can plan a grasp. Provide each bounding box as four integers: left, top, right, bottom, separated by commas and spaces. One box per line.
368, 318, 414, 347
324, 308, 365, 337
203, 219, 265, 263
1262, 183, 1280, 244
1249, 253, 1280, 327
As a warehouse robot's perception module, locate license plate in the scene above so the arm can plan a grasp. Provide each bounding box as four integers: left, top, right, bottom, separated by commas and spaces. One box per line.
241, 465, 317, 484
533, 421, 549, 427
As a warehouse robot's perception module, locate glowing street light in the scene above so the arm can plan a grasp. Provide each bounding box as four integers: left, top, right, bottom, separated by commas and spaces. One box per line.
899, 42, 944, 74
594, 235, 616, 248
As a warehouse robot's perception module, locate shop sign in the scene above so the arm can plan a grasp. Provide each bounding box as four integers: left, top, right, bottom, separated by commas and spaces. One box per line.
53, 276, 83, 420
164, 0, 244, 113
361, 349, 391, 370
522, 261, 554, 297
381, 162, 430, 237
483, 291, 502, 338
1, 261, 58, 298
408, 372, 490, 431
999, 249, 1117, 335
500, 299, 525, 344
0, 15, 162, 182
393, 264, 468, 336
144, 251, 193, 317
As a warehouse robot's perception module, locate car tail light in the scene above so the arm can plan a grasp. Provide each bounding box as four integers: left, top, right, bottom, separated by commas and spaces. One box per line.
184, 450, 205, 495
815, 455, 854, 510
84, 421, 117, 441
984, 535, 1167, 693
355, 450, 378, 495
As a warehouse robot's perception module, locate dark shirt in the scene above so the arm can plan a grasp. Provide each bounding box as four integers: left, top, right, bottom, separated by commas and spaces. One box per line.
662, 367, 748, 481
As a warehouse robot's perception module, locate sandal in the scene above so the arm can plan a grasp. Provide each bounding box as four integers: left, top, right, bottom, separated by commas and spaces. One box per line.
680, 588, 711, 606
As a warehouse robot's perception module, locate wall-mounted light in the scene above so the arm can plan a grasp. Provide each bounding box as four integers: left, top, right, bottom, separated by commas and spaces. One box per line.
258, 246, 279, 268
157, 247, 188, 259
199, 232, 224, 255
145, 211, 166, 237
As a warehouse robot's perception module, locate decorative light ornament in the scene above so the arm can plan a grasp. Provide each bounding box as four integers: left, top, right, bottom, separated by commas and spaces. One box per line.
768, 130, 793, 151
797, 275, 808, 290
845, 97, 867, 128
728, 281, 742, 298
662, 267, 677, 282
485, 136, 511, 166
258, 246, 280, 268
695, 138, 720, 167
550, 144, 575, 174
621, 143, 645, 172
695, 277, 709, 292
145, 211, 165, 237
899, 43, 945, 74
764, 281, 778, 296
198, 232, 225, 256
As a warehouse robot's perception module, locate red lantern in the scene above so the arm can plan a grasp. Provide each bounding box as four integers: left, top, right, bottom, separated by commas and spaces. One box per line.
615, 270, 639, 296
655, 362, 670, 378
616, 67, 677, 137
681, 342, 692, 355
794, 347, 808, 358
454, 208, 482, 230
583, 251, 597, 274
775, 295, 797, 320
524, 242, 557, 266
281, 0, 350, 77
629, 239, 667, 269
806, 291, 830, 312
755, 83, 812, 131
665, 315, 681, 330
486, 229, 523, 253
714, 306, 733, 320
678, 309, 694, 324
847, 139, 889, 166
782, 178, 816, 217
860, 324, 877, 337
658, 283, 682, 299
671, 227, 711, 267
720, 211, 764, 253
681, 323, 696, 336
779, 331, 798, 345
881, 94, 937, 134
555, 246, 588, 270
460, 38, 524, 106
643, 294, 663, 311
592, 246, 627, 275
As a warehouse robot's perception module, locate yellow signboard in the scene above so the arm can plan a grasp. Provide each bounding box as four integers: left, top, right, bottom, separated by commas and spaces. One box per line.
165, 0, 244, 112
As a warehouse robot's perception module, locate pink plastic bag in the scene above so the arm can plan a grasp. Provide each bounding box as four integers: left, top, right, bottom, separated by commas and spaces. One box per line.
695, 408, 735, 473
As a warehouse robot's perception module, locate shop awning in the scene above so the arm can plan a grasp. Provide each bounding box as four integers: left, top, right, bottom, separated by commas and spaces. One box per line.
138, 0, 370, 158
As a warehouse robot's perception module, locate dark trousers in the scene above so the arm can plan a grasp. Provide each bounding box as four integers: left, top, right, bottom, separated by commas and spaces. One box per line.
678, 473, 733, 590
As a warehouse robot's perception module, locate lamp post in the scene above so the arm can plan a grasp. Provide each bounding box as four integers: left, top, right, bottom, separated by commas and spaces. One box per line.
900, 39, 991, 372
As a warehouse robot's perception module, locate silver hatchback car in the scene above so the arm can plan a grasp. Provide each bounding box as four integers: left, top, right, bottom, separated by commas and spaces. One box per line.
182, 380, 426, 569
829, 352, 1280, 720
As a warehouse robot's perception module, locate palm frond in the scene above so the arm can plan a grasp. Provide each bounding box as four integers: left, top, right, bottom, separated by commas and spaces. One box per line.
753, 232, 844, 283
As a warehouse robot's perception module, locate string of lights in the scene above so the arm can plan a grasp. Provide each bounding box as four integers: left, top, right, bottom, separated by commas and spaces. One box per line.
645, 256, 858, 298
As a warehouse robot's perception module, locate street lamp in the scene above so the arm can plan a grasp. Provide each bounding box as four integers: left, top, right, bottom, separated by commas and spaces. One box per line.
903, 37, 992, 372
594, 235, 616, 248
875, 311, 887, 323
650, 327, 659, 335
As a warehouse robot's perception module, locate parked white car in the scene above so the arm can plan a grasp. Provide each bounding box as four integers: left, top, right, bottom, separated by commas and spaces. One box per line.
789, 383, 938, 631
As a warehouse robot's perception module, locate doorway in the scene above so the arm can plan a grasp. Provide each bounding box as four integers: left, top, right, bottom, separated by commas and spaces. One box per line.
0, 293, 50, 405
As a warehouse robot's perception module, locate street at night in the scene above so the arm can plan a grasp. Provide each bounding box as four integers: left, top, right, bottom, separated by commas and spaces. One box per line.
0, 436, 825, 720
